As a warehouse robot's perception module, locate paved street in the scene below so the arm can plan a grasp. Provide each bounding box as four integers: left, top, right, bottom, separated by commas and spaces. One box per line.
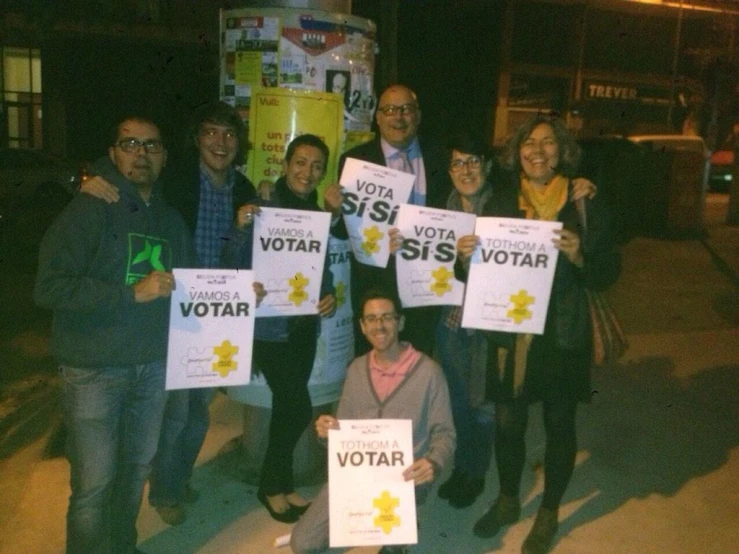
0, 194, 737, 554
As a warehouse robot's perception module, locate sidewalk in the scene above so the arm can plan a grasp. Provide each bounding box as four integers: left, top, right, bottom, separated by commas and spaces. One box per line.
1, 196, 737, 554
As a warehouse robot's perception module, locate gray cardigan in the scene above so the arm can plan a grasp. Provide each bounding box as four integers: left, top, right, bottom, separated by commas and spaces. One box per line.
335, 352, 456, 474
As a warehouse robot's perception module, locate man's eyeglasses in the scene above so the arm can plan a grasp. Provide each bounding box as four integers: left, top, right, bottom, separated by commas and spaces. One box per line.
115, 138, 165, 154
362, 313, 399, 324
377, 103, 418, 117
450, 156, 482, 172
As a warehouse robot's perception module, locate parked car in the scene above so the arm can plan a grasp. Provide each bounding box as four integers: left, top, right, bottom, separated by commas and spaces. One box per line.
709, 142, 734, 193
0, 148, 87, 261
0, 148, 85, 202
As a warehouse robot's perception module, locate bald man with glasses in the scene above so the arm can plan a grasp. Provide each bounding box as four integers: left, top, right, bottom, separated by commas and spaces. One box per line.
324, 84, 450, 357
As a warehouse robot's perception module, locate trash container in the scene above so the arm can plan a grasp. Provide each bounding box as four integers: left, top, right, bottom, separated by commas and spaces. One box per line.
627, 135, 706, 237
578, 137, 645, 243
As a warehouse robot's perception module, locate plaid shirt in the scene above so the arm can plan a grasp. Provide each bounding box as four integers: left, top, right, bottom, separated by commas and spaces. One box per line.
193, 167, 235, 268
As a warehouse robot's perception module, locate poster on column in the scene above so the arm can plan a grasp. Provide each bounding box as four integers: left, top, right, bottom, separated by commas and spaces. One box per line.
310, 237, 354, 385
166, 269, 256, 390
339, 158, 415, 268
220, 9, 376, 132
461, 217, 562, 335
252, 207, 332, 318
395, 205, 476, 308
246, 87, 344, 188
328, 419, 417, 548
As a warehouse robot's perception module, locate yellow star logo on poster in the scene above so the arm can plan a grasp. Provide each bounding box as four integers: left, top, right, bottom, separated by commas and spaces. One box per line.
373, 490, 401, 534
430, 265, 454, 296
361, 226, 384, 256
507, 289, 535, 324
212, 340, 239, 377
335, 281, 346, 308
288, 272, 310, 306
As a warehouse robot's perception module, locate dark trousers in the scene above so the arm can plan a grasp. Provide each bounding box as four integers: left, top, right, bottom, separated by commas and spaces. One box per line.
495, 398, 578, 510
253, 320, 317, 495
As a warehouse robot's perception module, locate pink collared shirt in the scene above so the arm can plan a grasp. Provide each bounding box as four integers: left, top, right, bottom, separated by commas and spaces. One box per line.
369, 342, 421, 402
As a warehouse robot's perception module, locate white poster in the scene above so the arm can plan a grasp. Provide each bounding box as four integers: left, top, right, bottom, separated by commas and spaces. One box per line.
329, 419, 417, 548
310, 237, 354, 385
166, 269, 256, 390
395, 205, 476, 308
461, 217, 562, 335
339, 158, 415, 268
252, 207, 332, 318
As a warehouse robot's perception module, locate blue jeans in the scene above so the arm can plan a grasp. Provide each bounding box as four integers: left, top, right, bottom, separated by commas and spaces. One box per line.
148, 387, 215, 507
61, 361, 167, 554
436, 321, 494, 479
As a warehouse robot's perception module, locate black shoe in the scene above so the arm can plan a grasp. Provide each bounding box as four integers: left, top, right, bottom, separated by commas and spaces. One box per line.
289, 501, 311, 516
473, 494, 521, 538
521, 507, 559, 554
437, 468, 467, 500
257, 490, 299, 523
448, 476, 485, 509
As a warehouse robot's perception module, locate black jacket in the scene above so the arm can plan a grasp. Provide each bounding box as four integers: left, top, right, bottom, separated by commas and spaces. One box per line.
456, 172, 621, 351
163, 159, 257, 237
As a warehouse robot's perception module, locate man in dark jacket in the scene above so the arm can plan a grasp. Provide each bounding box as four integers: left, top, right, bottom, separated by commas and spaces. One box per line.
325, 84, 449, 356
80, 102, 257, 525
35, 115, 195, 554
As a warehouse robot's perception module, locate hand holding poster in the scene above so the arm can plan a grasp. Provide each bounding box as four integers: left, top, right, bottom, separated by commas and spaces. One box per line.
252, 206, 332, 317
329, 419, 417, 548
166, 269, 256, 390
395, 205, 476, 308
461, 217, 562, 334
339, 158, 415, 268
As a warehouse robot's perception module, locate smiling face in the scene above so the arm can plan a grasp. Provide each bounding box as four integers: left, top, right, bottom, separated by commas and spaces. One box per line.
359, 298, 404, 354
449, 149, 487, 203
198, 122, 238, 185
375, 85, 421, 149
519, 122, 560, 186
108, 119, 167, 189
282, 144, 327, 198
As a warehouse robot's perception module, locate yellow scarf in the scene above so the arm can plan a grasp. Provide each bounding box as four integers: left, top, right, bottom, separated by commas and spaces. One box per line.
502, 174, 569, 396
518, 174, 569, 222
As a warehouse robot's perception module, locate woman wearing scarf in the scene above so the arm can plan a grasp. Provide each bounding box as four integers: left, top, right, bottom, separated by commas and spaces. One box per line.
456, 116, 620, 554
222, 134, 336, 524
434, 132, 496, 509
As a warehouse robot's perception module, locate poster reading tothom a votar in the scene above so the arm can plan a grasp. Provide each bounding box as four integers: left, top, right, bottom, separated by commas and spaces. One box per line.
461, 217, 562, 335
328, 419, 417, 548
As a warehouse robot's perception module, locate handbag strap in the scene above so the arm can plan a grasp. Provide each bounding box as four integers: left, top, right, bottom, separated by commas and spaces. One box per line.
575, 197, 587, 235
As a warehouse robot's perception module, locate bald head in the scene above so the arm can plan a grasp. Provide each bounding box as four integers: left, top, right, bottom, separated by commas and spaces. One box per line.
375, 85, 421, 149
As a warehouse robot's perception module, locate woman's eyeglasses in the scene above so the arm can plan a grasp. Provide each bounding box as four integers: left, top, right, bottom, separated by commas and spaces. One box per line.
450, 156, 482, 172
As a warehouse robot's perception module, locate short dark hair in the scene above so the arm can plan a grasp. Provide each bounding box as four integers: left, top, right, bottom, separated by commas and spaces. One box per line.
285, 134, 330, 166
446, 130, 491, 166
189, 101, 248, 165
498, 114, 581, 178
359, 288, 402, 318
110, 115, 164, 147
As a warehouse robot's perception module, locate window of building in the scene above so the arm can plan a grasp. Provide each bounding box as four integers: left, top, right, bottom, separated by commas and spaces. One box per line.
1, 47, 43, 149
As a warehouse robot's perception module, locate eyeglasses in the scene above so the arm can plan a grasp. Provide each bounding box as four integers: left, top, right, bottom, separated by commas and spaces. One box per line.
362, 313, 399, 324
450, 156, 482, 172
377, 103, 418, 117
115, 138, 165, 154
